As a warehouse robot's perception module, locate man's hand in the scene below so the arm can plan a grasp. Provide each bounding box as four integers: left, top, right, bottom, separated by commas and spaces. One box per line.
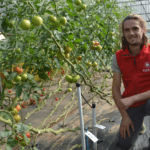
120, 116, 134, 139
120, 97, 136, 110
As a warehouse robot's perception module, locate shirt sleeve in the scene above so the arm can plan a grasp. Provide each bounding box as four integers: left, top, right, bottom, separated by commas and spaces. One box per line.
111, 53, 121, 73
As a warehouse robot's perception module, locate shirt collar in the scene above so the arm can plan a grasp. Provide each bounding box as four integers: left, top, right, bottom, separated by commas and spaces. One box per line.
122, 43, 148, 56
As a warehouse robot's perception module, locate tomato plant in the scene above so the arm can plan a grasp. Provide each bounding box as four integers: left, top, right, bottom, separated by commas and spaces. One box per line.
0, 0, 132, 149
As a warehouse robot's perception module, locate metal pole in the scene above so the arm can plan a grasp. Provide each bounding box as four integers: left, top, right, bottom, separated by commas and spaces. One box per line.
92, 103, 97, 150
76, 83, 86, 150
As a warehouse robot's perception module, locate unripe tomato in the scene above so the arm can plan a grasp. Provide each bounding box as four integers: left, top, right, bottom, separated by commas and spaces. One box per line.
32, 16, 43, 26
64, 46, 72, 53
76, 6, 82, 12
49, 15, 57, 23
14, 76, 22, 82
14, 115, 21, 123
20, 138, 30, 146
66, 75, 73, 83
20, 19, 31, 30
92, 62, 98, 67
96, 45, 102, 52
21, 73, 28, 81
60, 17, 67, 26
81, 4, 86, 10
72, 77, 79, 83
67, 88, 72, 92
16, 48, 21, 53
65, 53, 70, 59
75, 0, 81, 5
11, 108, 19, 116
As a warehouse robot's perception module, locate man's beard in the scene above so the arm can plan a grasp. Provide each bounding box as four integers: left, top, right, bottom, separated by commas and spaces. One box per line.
128, 41, 139, 46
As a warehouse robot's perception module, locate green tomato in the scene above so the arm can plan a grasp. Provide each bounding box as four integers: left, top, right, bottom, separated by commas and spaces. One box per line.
95, 67, 99, 71
20, 19, 31, 30
92, 62, 98, 68
21, 73, 28, 81
14, 115, 21, 123
81, 4, 86, 10
76, 6, 82, 12
20, 138, 30, 146
11, 108, 19, 116
66, 75, 73, 83
75, 0, 81, 5
32, 16, 43, 26
16, 48, 21, 54
60, 17, 67, 26
8, 20, 15, 28
87, 62, 92, 66
14, 76, 22, 82
64, 46, 72, 53
96, 45, 102, 52
72, 77, 79, 83
49, 15, 57, 23
67, 88, 72, 92
74, 75, 80, 79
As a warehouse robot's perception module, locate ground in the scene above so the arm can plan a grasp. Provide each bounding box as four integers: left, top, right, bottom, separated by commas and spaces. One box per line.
0, 70, 150, 150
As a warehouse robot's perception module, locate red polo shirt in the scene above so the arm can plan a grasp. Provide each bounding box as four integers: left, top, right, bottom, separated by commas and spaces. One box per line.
116, 43, 150, 107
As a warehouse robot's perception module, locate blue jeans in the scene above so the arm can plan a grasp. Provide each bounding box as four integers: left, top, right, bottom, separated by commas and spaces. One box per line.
108, 99, 150, 150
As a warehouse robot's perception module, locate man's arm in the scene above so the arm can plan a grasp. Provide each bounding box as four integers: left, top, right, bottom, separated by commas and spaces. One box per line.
112, 71, 129, 118
132, 89, 150, 103
113, 88, 129, 118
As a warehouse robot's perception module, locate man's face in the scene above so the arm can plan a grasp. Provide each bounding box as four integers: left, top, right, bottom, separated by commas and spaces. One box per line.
123, 19, 144, 46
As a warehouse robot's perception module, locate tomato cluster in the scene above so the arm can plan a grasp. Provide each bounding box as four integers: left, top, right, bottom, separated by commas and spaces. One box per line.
11, 105, 21, 123
15, 132, 31, 146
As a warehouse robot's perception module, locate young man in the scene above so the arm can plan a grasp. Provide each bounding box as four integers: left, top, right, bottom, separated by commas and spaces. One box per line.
109, 14, 150, 150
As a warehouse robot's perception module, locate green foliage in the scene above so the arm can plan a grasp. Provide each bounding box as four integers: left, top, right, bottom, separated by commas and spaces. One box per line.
0, 0, 133, 149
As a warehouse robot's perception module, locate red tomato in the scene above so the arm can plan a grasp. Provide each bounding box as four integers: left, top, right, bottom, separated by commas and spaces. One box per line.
26, 132, 30, 138
55, 98, 59, 101
16, 105, 21, 111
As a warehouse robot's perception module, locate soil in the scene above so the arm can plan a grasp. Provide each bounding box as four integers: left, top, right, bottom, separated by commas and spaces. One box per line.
0, 70, 125, 150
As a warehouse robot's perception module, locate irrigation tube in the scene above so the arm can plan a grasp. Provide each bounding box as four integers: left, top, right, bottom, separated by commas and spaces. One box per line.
76, 83, 86, 150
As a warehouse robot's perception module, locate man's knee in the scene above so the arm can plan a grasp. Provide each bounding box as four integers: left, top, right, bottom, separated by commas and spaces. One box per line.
117, 138, 133, 149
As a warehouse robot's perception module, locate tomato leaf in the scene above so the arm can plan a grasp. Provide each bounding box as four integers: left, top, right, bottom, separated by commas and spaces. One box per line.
9, 72, 18, 80
27, 74, 34, 80
6, 137, 17, 150
0, 129, 12, 138
16, 123, 29, 132
15, 85, 22, 97
23, 91, 30, 101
